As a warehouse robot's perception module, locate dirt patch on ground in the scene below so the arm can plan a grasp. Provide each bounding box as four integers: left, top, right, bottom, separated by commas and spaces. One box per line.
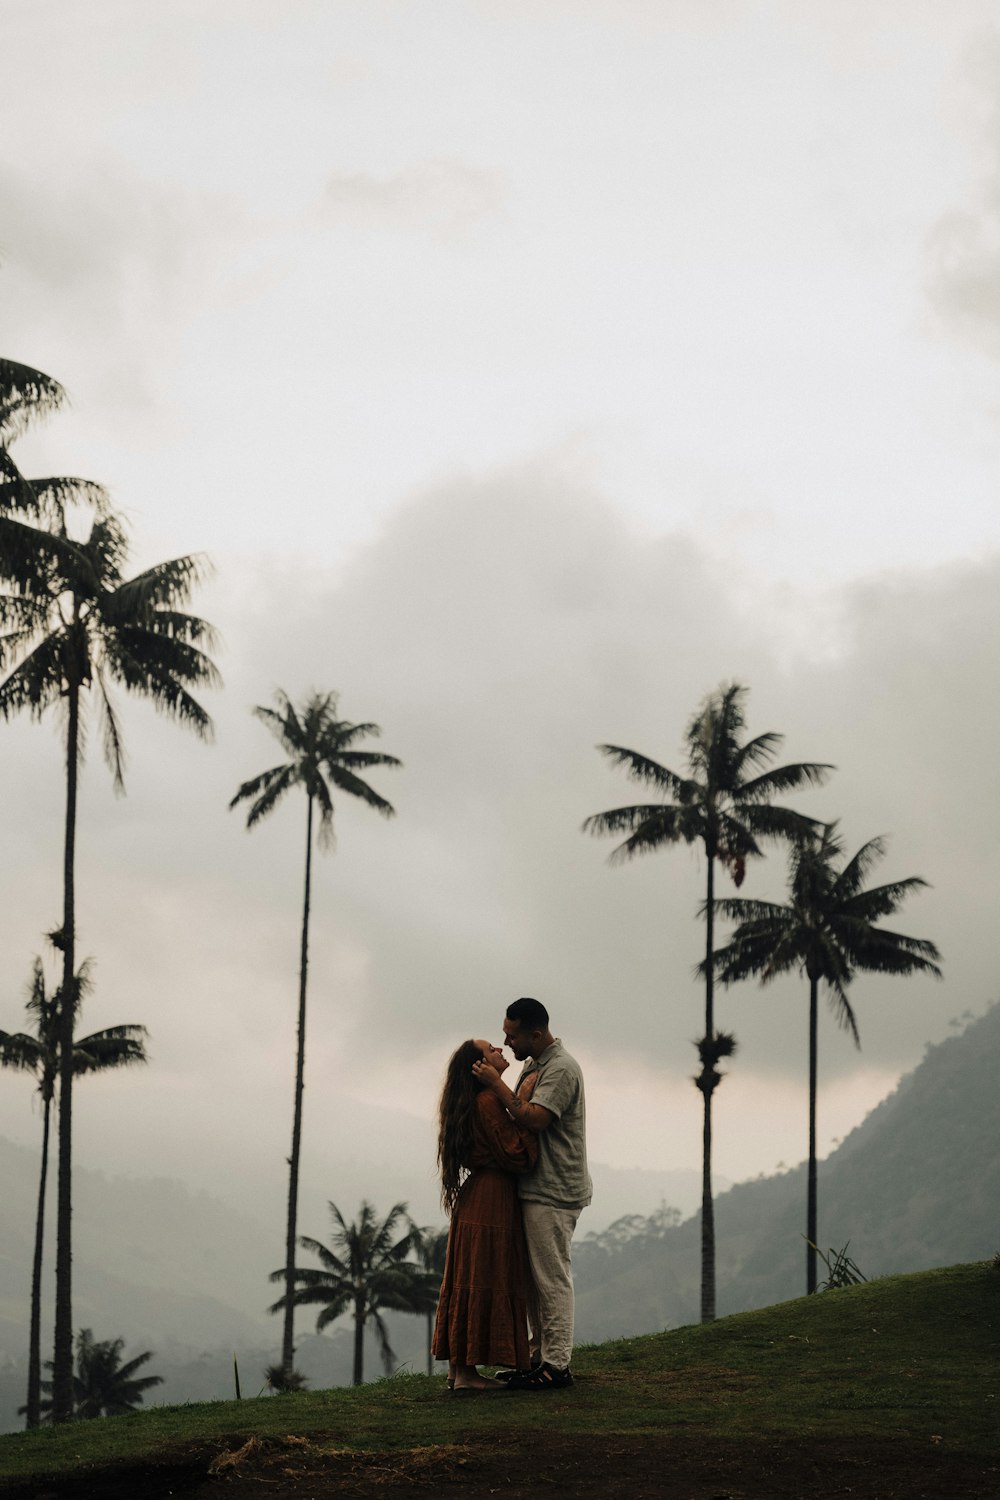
9, 1431, 997, 1500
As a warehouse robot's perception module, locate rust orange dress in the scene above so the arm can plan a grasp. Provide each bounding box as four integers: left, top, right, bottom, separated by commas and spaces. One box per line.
432, 1088, 538, 1369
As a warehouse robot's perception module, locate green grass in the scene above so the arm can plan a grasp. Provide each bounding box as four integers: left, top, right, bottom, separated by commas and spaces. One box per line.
1, 1263, 996, 1485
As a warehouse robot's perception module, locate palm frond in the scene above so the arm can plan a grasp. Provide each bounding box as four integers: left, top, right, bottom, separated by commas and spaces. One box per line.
297, 1236, 350, 1276
0, 512, 85, 594
333, 748, 402, 773
0, 1030, 46, 1073
111, 553, 215, 615
582, 803, 698, 859
0, 630, 72, 721
327, 763, 396, 817
103, 635, 216, 740
72, 1025, 149, 1075
833, 836, 889, 896
730, 728, 784, 776
738, 760, 833, 801
24, 476, 111, 525
113, 1349, 159, 1383
594, 744, 686, 794
369, 1309, 398, 1373
609, 807, 703, 865
836, 875, 929, 922
328, 719, 382, 748
825, 986, 861, 1047
94, 663, 126, 791
738, 803, 822, 843
314, 1294, 354, 1331
0, 360, 65, 442
234, 764, 298, 827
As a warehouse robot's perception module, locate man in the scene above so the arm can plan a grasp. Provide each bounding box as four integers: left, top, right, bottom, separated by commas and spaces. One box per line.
472, 996, 591, 1390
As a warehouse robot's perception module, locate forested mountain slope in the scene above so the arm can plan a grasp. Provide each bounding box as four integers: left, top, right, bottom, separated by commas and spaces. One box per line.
575, 1004, 1000, 1340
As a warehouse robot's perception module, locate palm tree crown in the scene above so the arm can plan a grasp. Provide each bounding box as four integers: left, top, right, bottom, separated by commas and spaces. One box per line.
0, 501, 218, 786
231, 689, 400, 844
35, 1329, 162, 1420
583, 684, 831, 907
713, 822, 943, 1016
711, 822, 942, 1292
0, 954, 149, 1101
269, 1200, 438, 1386
583, 682, 831, 1322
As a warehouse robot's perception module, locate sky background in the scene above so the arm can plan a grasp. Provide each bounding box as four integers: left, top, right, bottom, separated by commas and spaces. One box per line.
2, 1, 1000, 1236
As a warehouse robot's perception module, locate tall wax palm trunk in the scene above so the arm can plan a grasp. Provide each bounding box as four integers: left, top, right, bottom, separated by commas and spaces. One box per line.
700, 851, 716, 1323
353, 1294, 365, 1386
281, 794, 314, 1382
52, 673, 80, 1422
25, 1087, 53, 1428
807, 971, 819, 1294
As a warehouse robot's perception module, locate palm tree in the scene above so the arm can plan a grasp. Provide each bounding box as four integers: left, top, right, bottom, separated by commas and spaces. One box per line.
711, 822, 942, 1293
582, 682, 830, 1321
0, 496, 218, 1420
268, 1200, 438, 1386
230, 690, 401, 1385
413, 1225, 449, 1375
0, 952, 148, 1428
35, 1328, 162, 1420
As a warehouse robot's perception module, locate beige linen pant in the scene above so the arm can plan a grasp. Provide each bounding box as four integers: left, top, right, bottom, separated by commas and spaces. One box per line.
522, 1202, 580, 1370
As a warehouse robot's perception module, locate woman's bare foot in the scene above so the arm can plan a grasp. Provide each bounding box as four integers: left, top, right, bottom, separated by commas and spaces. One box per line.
452, 1363, 492, 1390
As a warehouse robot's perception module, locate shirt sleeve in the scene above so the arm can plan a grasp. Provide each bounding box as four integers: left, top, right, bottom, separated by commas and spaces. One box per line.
476, 1091, 539, 1174
529, 1062, 579, 1120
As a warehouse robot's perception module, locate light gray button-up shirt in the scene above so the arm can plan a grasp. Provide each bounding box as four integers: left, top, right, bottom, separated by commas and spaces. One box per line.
515, 1039, 592, 1210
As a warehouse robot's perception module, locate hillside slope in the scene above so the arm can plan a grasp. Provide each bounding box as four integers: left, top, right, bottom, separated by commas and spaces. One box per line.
576, 1004, 1000, 1338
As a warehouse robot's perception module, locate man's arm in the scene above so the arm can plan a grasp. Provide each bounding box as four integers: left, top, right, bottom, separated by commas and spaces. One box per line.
473, 1062, 554, 1134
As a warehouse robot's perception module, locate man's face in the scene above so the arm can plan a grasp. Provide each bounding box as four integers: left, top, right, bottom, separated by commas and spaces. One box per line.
503, 1017, 536, 1061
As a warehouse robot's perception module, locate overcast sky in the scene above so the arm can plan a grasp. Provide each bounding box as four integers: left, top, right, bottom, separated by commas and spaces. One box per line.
2, 2, 1000, 1233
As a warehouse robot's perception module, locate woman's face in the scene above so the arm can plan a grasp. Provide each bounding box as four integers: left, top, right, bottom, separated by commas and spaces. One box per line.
475, 1039, 507, 1075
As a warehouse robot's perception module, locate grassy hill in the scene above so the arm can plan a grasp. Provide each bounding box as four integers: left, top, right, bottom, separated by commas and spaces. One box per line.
574, 1003, 1000, 1338
0, 1263, 996, 1498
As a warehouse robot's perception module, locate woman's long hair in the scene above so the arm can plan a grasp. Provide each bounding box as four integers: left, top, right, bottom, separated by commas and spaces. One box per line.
437, 1039, 485, 1213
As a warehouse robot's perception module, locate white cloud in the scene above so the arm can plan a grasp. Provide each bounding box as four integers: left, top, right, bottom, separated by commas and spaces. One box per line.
325, 161, 508, 238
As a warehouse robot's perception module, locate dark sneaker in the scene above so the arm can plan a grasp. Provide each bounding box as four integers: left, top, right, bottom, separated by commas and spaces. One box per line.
492, 1356, 541, 1384
505, 1361, 574, 1391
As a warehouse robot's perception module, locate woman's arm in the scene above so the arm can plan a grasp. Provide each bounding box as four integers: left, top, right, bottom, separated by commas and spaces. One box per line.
477, 1091, 539, 1172
473, 1061, 554, 1135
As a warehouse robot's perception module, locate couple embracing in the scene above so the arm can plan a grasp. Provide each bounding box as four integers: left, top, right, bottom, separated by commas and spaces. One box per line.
432, 997, 591, 1394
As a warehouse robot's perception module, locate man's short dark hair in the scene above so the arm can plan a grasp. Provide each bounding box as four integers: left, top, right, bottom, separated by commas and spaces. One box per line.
506, 996, 549, 1031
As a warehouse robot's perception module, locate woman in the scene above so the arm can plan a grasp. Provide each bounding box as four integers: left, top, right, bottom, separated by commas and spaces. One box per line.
432, 1037, 537, 1393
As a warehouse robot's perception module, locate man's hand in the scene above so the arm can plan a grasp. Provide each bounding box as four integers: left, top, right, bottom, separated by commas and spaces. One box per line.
472, 1060, 553, 1134
472, 1058, 503, 1091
